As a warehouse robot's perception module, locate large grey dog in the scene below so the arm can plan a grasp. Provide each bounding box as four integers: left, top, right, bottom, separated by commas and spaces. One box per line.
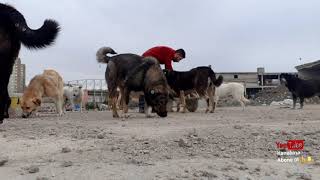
96, 47, 170, 118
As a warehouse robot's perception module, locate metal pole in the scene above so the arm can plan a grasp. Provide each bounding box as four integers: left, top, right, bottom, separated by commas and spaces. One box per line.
261, 73, 264, 90
93, 80, 96, 109
100, 80, 103, 104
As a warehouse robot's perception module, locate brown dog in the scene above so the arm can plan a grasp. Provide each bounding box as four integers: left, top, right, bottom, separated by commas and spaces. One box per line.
123, 57, 170, 117
20, 69, 64, 118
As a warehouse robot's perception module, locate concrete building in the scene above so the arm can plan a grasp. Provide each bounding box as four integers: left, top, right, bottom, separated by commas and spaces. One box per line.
295, 60, 320, 80
8, 58, 26, 95
217, 68, 294, 97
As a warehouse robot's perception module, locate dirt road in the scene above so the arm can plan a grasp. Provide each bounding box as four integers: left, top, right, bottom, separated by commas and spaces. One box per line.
0, 105, 319, 180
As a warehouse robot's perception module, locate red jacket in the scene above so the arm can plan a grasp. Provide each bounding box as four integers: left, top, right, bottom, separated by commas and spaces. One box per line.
142, 46, 175, 70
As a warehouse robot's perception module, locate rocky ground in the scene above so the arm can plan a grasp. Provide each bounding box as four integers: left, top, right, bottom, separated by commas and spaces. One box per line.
0, 105, 319, 180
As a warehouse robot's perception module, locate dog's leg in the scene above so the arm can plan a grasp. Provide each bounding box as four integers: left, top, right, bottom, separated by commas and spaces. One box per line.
4, 92, 11, 119
80, 102, 83, 112
117, 90, 123, 110
0, 82, 6, 123
112, 95, 119, 118
180, 90, 187, 113
71, 100, 75, 112
167, 99, 174, 112
145, 104, 155, 118
107, 97, 112, 110
120, 87, 128, 113
62, 97, 67, 114
119, 89, 134, 118
55, 96, 64, 116
239, 100, 245, 111
299, 97, 304, 109
176, 99, 181, 112
212, 88, 218, 113
208, 87, 215, 113
292, 94, 297, 109
193, 91, 200, 99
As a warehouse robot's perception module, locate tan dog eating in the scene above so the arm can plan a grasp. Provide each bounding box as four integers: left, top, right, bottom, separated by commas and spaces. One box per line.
20, 69, 64, 118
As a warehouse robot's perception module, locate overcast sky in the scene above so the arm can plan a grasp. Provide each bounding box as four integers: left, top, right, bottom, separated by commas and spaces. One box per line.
7, 0, 320, 82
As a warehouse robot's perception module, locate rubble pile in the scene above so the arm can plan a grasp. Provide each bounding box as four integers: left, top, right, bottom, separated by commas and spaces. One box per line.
251, 85, 320, 106
250, 85, 291, 106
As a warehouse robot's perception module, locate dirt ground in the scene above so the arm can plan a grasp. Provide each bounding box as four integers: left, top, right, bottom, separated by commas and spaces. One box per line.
0, 105, 319, 180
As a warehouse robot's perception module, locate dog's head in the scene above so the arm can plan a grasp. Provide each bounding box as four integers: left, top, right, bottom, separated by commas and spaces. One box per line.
280, 73, 298, 87
144, 86, 169, 117
20, 97, 41, 118
65, 85, 82, 98
71, 85, 82, 98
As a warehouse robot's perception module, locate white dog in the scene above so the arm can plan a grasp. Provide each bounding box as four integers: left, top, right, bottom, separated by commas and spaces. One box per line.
63, 84, 83, 112
214, 82, 250, 110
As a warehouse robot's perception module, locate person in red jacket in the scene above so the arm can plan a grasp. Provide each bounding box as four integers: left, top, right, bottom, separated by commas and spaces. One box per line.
139, 46, 186, 113
142, 46, 186, 70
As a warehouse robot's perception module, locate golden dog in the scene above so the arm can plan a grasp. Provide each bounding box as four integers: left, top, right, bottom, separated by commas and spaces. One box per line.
20, 69, 64, 118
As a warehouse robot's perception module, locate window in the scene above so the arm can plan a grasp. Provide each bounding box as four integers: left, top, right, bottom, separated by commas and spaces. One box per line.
234, 75, 238, 79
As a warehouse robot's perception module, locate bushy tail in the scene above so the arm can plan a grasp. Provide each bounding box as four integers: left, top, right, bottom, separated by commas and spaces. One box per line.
4, 4, 60, 49
96, 47, 117, 63
208, 68, 223, 87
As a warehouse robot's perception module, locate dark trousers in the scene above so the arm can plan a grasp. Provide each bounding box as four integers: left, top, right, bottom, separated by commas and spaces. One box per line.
138, 95, 145, 113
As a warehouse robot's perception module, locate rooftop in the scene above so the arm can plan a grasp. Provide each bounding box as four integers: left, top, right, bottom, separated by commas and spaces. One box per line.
295, 60, 320, 71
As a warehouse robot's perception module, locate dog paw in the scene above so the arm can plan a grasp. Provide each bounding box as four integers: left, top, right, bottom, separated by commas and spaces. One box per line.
145, 114, 156, 118
180, 108, 187, 113
113, 114, 120, 118
120, 114, 134, 118
4, 113, 9, 119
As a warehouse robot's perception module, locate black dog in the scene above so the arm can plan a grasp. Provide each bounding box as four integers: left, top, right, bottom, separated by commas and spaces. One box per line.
280, 73, 320, 109
0, 3, 60, 123
163, 66, 223, 113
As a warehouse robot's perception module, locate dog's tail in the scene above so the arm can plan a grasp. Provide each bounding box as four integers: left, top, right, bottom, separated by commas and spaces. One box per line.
96, 47, 117, 63
3, 4, 60, 49
208, 67, 223, 87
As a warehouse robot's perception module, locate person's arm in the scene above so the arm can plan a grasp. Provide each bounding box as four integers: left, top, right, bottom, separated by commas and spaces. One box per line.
164, 60, 173, 70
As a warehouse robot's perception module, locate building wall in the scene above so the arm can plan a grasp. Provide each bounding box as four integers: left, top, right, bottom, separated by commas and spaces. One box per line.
217, 72, 282, 88
218, 73, 259, 84
8, 58, 26, 95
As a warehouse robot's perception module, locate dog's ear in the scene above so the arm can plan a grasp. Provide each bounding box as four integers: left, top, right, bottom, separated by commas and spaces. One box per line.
32, 98, 41, 106
110, 49, 117, 54
79, 85, 83, 89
